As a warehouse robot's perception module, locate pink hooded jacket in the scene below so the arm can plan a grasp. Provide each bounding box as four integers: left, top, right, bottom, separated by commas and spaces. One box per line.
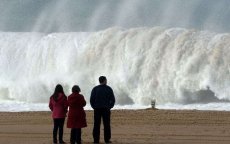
49, 93, 68, 118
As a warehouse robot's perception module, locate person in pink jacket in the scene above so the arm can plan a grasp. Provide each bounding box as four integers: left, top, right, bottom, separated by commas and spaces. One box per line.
67, 85, 87, 144
49, 84, 68, 144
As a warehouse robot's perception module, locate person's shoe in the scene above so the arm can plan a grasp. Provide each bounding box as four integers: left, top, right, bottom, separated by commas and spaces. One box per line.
93, 142, 99, 144
59, 140, 66, 144
105, 141, 112, 144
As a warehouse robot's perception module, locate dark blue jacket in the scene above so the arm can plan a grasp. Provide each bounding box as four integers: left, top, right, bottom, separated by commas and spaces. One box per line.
90, 84, 115, 109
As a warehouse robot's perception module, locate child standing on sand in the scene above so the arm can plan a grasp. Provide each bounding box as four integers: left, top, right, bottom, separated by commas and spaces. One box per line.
49, 84, 68, 144
67, 85, 87, 144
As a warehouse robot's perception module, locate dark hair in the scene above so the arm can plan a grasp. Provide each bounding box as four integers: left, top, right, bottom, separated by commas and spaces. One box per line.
99, 76, 106, 84
52, 84, 65, 101
72, 85, 81, 93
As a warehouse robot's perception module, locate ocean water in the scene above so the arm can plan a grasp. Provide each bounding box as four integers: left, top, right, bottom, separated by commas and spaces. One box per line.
1, 1, 230, 111
1, 27, 230, 111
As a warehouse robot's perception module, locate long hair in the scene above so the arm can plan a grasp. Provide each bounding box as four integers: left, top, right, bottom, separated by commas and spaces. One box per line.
52, 84, 65, 101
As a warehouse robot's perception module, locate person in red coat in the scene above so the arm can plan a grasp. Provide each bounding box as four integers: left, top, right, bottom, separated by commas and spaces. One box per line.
49, 84, 68, 144
67, 85, 87, 144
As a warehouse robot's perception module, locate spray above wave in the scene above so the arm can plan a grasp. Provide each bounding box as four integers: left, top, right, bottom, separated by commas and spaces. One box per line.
1, 0, 230, 32
0, 27, 230, 106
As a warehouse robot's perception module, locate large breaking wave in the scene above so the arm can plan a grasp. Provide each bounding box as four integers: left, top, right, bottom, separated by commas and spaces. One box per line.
1, 27, 230, 108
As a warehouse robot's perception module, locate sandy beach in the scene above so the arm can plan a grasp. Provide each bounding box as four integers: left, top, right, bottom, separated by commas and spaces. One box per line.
0, 109, 230, 144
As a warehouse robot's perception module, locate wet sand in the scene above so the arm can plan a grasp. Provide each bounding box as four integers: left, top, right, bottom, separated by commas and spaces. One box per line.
0, 109, 230, 144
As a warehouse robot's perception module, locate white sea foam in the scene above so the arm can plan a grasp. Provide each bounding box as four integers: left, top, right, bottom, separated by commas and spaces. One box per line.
1, 101, 230, 112
1, 27, 230, 111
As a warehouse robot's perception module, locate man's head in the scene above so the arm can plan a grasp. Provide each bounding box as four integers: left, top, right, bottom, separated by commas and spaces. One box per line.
99, 76, 107, 85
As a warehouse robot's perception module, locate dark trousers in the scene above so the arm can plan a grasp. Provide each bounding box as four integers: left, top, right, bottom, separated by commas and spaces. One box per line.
53, 118, 65, 143
70, 128, 82, 144
93, 108, 111, 143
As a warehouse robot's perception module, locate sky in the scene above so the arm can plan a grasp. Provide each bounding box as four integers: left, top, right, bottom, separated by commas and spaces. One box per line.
0, 0, 230, 33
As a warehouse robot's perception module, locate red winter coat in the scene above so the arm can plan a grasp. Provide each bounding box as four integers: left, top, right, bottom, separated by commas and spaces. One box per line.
49, 93, 68, 118
67, 92, 87, 128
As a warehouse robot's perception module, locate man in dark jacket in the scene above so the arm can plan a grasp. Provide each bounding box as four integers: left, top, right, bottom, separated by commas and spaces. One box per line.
90, 76, 115, 144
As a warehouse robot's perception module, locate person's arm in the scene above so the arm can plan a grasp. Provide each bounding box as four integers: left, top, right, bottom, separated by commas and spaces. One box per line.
64, 96, 68, 113
109, 88, 115, 109
80, 95, 86, 107
90, 88, 96, 109
49, 97, 53, 111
